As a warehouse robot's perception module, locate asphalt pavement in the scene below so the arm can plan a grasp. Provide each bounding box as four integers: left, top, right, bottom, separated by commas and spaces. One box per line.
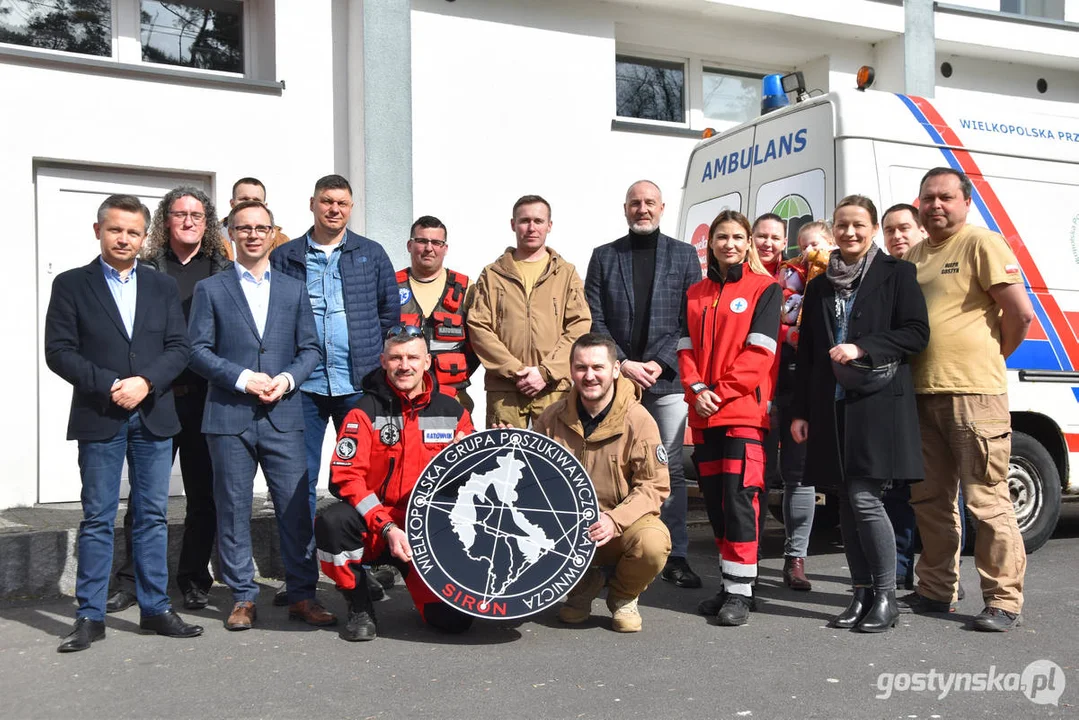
2, 501, 1077, 720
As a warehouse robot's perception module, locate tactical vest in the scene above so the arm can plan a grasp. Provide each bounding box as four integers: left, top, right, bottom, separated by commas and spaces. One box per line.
396, 268, 470, 395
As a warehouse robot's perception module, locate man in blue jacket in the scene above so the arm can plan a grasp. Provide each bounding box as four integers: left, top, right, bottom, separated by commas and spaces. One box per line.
269, 175, 398, 598
584, 180, 704, 590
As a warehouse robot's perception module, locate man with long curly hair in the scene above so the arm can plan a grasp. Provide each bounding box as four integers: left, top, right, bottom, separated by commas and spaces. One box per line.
106, 186, 232, 615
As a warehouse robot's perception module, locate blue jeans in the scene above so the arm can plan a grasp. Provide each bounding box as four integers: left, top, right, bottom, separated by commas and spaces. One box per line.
76, 414, 173, 621
207, 416, 319, 605
642, 392, 689, 559
300, 390, 364, 518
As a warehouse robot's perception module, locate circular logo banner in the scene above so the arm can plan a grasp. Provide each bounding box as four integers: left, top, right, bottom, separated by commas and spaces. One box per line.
406, 429, 599, 620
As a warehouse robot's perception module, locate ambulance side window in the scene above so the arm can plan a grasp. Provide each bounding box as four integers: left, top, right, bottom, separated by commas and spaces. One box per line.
754, 169, 827, 257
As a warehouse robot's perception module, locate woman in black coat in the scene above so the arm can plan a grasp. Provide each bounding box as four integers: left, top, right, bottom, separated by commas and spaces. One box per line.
790, 195, 929, 633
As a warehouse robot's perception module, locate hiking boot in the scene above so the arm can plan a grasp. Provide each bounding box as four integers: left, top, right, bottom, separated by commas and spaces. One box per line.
558, 568, 605, 624
607, 595, 642, 633
717, 594, 753, 626
341, 588, 377, 642
971, 606, 1021, 632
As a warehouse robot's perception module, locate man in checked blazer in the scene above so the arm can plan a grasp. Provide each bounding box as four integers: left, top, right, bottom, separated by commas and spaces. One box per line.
188, 200, 335, 631
584, 180, 704, 590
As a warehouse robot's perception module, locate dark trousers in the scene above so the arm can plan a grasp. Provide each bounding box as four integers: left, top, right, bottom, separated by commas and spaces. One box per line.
840, 477, 897, 592
315, 502, 473, 633
113, 390, 215, 594
208, 415, 318, 604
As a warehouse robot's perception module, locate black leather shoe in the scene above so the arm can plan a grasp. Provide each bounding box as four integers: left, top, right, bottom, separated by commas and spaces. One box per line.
717, 594, 753, 626
340, 589, 377, 642
971, 606, 1021, 632
57, 617, 105, 653
139, 610, 204, 638
855, 589, 899, 633
105, 589, 137, 614
273, 587, 289, 607
897, 591, 955, 614
182, 587, 209, 611
368, 565, 396, 590
661, 557, 703, 589
831, 587, 872, 629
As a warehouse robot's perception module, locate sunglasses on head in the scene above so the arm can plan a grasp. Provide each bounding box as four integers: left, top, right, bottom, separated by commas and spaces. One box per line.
386, 324, 423, 340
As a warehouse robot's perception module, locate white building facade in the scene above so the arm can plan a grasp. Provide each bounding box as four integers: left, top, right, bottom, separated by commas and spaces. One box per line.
2, 0, 1077, 509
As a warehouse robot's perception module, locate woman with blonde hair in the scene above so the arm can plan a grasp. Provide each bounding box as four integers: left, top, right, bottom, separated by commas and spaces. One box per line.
680, 210, 781, 626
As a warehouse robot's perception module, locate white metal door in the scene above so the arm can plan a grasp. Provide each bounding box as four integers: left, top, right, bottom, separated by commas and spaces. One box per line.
36, 166, 210, 503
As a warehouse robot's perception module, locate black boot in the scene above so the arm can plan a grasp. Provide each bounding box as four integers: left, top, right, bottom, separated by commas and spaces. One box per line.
340, 585, 377, 642
831, 587, 872, 629
855, 589, 899, 633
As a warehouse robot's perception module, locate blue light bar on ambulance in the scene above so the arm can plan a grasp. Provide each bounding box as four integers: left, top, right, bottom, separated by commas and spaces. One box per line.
761, 74, 790, 115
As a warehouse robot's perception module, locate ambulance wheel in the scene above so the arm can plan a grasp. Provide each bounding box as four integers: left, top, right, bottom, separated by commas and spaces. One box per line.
1009, 431, 1060, 554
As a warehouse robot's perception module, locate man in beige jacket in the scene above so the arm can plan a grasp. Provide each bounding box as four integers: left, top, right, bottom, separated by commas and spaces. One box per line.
467, 195, 592, 427
534, 333, 671, 632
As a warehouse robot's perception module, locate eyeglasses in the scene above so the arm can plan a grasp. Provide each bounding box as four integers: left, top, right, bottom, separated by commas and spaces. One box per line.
168, 211, 206, 223
409, 238, 447, 248
386, 324, 423, 340
234, 225, 273, 236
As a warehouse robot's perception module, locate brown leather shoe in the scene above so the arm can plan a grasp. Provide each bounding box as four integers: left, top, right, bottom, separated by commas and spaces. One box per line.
783, 556, 812, 591
226, 601, 257, 631
288, 599, 338, 627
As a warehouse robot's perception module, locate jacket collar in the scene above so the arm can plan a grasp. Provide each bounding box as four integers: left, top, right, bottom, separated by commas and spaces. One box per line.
491, 246, 561, 282
557, 376, 640, 442
706, 258, 746, 284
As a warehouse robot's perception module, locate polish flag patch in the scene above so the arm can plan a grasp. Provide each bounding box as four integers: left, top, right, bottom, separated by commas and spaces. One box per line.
1005, 264, 1020, 274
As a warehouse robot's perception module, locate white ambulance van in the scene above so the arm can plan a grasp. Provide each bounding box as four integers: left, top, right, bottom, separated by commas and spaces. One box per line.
677, 87, 1079, 553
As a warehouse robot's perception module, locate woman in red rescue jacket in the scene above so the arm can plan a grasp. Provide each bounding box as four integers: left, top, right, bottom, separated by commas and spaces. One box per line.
678, 209, 781, 627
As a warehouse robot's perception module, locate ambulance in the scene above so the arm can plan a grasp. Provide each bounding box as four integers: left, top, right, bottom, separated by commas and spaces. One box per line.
677, 78, 1079, 553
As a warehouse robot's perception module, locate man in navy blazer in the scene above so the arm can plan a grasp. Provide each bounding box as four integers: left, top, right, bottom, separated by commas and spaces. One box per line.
584, 180, 704, 590
189, 200, 335, 631
45, 194, 204, 653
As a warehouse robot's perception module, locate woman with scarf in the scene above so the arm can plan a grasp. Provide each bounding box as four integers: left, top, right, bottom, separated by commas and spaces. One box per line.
790, 195, 929, 633
679, 210, 781, 627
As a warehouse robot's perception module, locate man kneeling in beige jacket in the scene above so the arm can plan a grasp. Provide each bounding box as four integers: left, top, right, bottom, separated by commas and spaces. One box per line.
534, 333, 672, 632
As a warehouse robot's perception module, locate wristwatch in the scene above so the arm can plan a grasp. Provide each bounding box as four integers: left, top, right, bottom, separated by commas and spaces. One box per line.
381, 521, 399, 539
690, 382, 708, 395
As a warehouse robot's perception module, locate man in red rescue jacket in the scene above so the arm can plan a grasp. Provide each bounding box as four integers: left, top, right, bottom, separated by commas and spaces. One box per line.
396, 215, 479, 411
313, 327, 475, 641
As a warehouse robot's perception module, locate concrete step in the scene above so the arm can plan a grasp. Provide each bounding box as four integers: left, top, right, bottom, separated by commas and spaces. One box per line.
0, 494, 289, 601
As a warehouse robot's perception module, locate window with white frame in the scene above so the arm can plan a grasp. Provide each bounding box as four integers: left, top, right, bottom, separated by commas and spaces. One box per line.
615, 48, 772, 131
140, 0, 243, 73
0, 0, 269, 78
0, 0, 112, 57
616, 54, 686, 124
702, 68, 764, 126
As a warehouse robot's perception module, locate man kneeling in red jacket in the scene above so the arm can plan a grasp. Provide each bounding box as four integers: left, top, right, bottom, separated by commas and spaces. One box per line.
314, 326, 474, 641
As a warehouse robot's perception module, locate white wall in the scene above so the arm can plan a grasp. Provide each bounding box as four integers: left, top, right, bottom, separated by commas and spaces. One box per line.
1, 3, 343, 509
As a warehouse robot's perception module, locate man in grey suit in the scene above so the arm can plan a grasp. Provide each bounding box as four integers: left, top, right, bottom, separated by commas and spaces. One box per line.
584, 180, 704, 589
189, 200, 336, 631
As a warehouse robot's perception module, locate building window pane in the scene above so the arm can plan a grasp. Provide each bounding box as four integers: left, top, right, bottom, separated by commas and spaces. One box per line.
140, 0, 243, 73
616, 55, 685, 123
0, 0, 111, 57
703, 69, 762, 126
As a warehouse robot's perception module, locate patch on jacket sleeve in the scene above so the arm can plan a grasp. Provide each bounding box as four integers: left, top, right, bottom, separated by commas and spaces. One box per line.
335, 437, 357, 460
656, 445, 669, 465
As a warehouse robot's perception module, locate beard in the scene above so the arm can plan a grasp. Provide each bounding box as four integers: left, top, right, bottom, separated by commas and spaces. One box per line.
629, 220, 659, 234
